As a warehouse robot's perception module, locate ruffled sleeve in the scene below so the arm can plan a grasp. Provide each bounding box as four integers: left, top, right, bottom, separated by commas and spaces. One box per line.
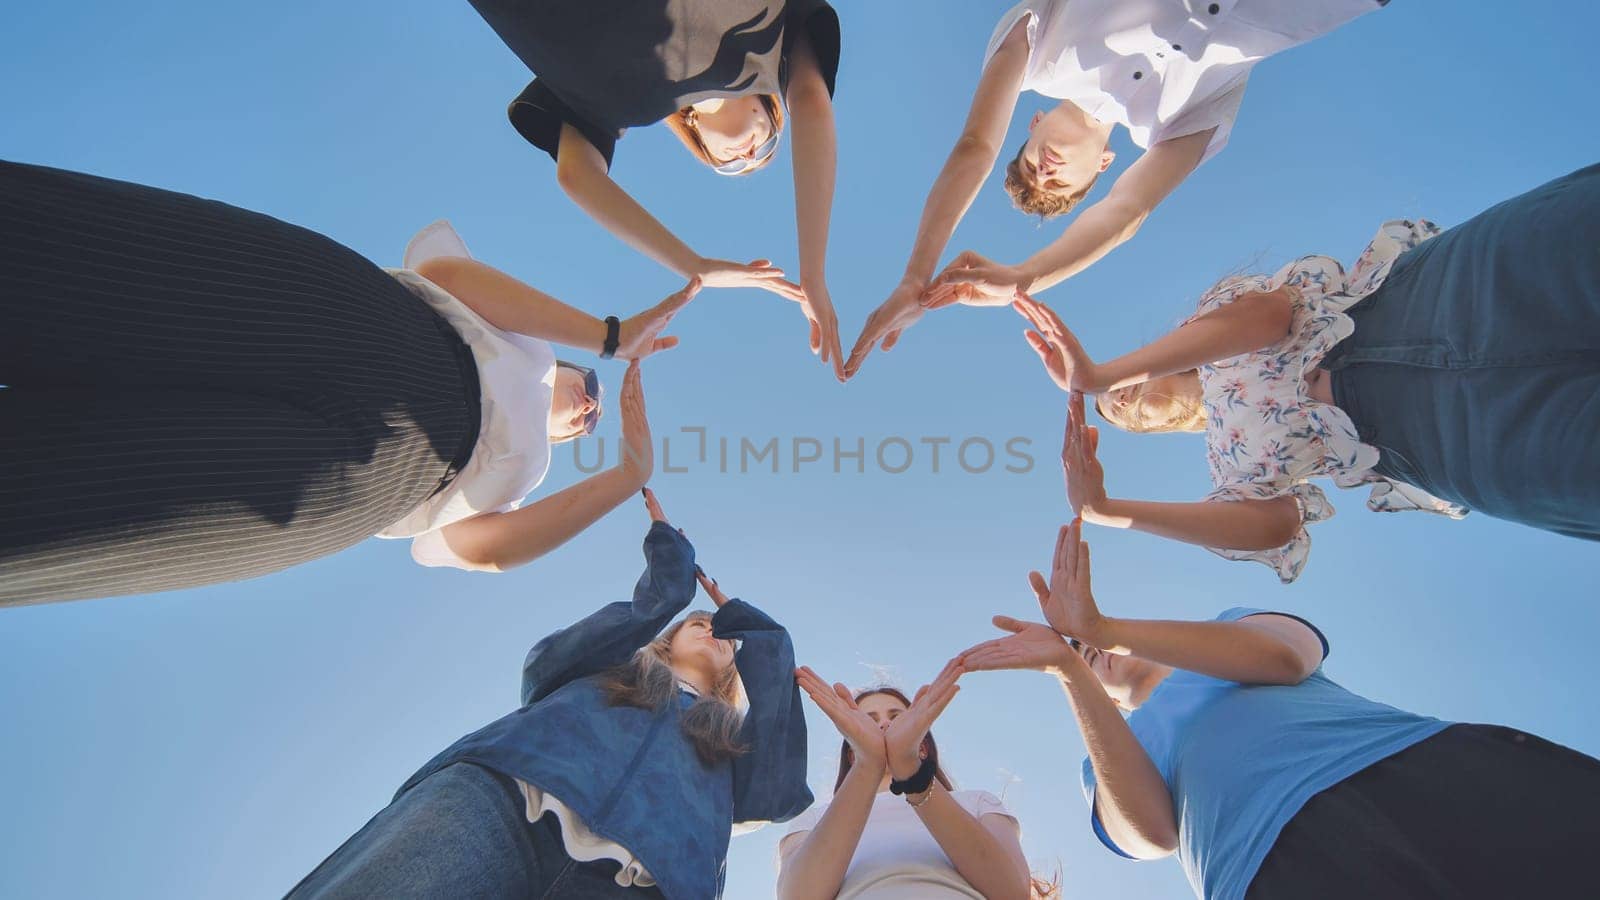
1200, 481, 1334, 583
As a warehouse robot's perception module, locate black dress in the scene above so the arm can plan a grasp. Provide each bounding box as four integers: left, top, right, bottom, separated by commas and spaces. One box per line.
468, 0, 840, 167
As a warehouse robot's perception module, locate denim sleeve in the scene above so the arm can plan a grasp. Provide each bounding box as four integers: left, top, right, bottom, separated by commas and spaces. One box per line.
713, 599, 814, 824
519, 522, 696, 706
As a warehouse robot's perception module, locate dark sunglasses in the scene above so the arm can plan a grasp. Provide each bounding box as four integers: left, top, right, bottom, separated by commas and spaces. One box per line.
555, 361, 603, 436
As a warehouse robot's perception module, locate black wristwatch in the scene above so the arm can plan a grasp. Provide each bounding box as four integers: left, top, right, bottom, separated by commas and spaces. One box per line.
600, 315, 621, 360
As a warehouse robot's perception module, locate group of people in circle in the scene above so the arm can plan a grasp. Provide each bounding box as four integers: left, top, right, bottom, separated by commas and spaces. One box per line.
4, 0, 1598, 897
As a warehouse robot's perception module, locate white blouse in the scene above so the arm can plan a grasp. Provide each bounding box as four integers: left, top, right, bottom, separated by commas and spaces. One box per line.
1194, 219, 1467, 583
375, 221, 556, 569
983, 0, 1383, 164
781, 790, 1018, 899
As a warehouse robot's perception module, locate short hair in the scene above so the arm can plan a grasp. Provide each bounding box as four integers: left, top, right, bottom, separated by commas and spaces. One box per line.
1003, 142, 1098, 220
662, 95, 785, 176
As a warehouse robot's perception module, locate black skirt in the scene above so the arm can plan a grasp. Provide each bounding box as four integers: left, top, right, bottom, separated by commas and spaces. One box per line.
0, 161, 481, 605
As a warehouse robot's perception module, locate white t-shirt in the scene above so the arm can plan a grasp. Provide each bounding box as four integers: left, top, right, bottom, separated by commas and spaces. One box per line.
983, 0, 1383, 163
780, 790, 1018, 899
375, 221, 555, 569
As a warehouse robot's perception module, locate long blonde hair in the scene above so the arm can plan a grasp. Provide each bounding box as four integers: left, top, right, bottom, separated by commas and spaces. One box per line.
1095, 374, 1209, 434
662, 95, 785, 175
598, 611, 746, 765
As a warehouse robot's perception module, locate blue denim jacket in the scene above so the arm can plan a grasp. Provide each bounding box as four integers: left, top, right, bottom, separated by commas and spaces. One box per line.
396, 522, 812, 900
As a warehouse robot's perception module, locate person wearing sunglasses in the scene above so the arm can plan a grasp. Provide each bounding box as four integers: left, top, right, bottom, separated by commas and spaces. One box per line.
0, 162, 694, 605
1013, 162, 1600, 583
954, 519, 1600, 899
845, 0, 1387, 378
466, 0, 849, 379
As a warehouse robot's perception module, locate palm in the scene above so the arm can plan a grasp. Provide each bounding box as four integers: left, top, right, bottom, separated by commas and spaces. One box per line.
1015, 295, 1095, 392
799, 282, 846, 380
845, 280, 926, 378
1062, 392, 1108, 515
796, 668, 886, 766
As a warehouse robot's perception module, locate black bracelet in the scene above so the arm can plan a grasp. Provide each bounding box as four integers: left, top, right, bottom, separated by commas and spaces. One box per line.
600, 315, 621, 360
889, 755, 937, 796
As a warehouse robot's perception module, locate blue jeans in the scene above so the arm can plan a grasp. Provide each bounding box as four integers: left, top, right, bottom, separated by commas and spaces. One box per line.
1326, 162, 1600, 541
285, 763, 662, 900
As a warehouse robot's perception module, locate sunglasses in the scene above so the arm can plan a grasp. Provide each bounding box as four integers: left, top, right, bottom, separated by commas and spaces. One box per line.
712, 129, 780, 176
555, 361, 603, 436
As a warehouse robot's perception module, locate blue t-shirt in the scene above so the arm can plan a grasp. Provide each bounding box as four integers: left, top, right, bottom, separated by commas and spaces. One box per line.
1080, 608, 1450, 900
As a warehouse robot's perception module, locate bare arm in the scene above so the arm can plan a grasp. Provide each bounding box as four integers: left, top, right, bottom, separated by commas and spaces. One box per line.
785, 31, 845, 377
1091, 614, 1324, 686
437, 362, 654, 572
903, 17, 1030, 284
1091, 289, 1293, 391
775, 760, 881, 900
413, 255, 609, 350
911, 790, 1033, 900
1018, 129, 1212, 293
1087, 496, 1302, 553
554, 124, 703, 276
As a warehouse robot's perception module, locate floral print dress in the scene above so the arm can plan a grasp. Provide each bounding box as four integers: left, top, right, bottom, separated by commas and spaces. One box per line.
1196, 219, 1467, 583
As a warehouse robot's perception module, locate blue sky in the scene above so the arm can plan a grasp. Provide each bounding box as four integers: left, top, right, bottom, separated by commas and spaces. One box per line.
3, 1, 1597, 897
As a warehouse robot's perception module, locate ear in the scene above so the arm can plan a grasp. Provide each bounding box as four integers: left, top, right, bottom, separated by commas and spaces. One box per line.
1098, 150, 1116, 172
1028, 110, 1044, 132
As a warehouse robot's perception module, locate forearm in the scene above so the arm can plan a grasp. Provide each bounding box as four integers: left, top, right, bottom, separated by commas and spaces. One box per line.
1058, 670, 1177, 858
1093, 290, 1294, 391
913, 788, 1031, 900
441, 466, 641, 571
776, 762, 882, 900
789, 89, 836, 285
1094, 617, 1312, 685
1086, 497, 1300, 552
416, 257, 607, 351
557, 149, 701, 277
903, 141, 1000, 282
1018, 198, 1146, 293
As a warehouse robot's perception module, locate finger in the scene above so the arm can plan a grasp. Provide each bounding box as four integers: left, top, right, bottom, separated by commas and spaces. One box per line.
921, 682, 962, 720
651, 336, 680, 353
746, 259, 773, 269
992, 614, 1029, 634
808, 317, 822, 354
1054, 523, 1073, 574
1077, 538, 1093, 593
1087, 425, 1100, 456
1028, 570, 1050, 607
880, 328, 902, 352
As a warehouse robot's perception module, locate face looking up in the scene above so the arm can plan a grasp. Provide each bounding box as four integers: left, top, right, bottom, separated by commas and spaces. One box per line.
1019, 104, 1116, 201
668, 615, 736, 685
687, 97, 775, 167
548, 364, 600, 443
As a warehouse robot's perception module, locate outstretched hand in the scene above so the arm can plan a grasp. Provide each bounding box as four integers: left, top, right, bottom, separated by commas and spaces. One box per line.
844, 275, 928, 379
1031, 518, 1107, 645
618, 361, 653, 488
694, 257, 808, 303
1063, 391, 1109, 518
883, 660, 963, 780
796, 666, 887, 768
1014, 293, 1100, 393
615, 277, 701, 360
798, 279, 847, 382
956, 615, 1078, 676
925, 250, 1032, 307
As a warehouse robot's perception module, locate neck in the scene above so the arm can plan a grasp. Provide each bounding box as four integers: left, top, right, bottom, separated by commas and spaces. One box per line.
1126, 661, 1175, 708
670, 664, 712, 696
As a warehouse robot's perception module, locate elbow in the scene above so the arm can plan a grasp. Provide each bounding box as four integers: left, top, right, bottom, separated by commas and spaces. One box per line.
952, 133, 1002, 170
1249, 289, 1295, 344
1264, 643, 1318, 686
554, 156, 591, 198
413, 255, 463, 289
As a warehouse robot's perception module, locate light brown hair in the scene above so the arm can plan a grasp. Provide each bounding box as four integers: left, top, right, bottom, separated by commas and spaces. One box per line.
662, 95, 785, 175
598, 611, 746, 765
1003, 142, 1098, 220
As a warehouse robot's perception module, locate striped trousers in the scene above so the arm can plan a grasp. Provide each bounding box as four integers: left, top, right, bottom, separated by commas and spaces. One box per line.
0, 161, 480, 606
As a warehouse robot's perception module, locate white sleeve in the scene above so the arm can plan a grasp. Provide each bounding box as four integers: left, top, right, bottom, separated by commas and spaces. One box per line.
966, 789, 1020, 825
1153, 76, 1248, 165
982, 2, 1041, 73
408, 502, 518, 570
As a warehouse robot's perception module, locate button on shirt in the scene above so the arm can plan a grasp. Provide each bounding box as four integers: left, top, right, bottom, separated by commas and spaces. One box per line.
983, 0, 1384, 163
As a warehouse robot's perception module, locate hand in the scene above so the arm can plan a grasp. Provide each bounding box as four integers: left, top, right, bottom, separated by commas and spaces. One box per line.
615, 277, 701, 360
883, 660, 963, 781
617, 361, 653, 487
844, 275, 927, 379
925, 250, 1033, 307
695, 565, 731, 608
1063, 391, 1108, 518
1030, 518, 1107, 644
693, 257, 807, 303
641, 486, 668, 524
798, 279, 846, 382
1014, 293, 1100, 392
796, 666, 887, 770
956, 615, 1081, 678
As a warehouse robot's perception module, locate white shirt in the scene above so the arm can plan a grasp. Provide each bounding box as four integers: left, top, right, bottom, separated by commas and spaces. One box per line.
983, 0, 1383, 163
780, 790, 1018, 899
376, 221, 556, 569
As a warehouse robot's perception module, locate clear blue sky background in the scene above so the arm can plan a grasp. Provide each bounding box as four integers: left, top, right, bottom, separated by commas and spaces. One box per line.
3, 2, 1597, 897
